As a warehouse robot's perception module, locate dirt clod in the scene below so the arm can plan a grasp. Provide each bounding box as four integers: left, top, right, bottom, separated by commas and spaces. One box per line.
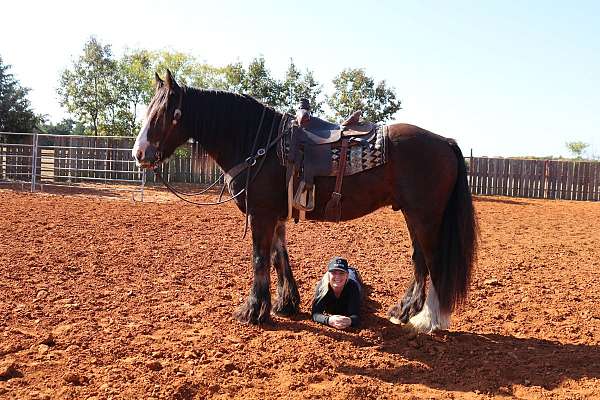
146, 360, 163, 371
0, 360, 20, 380
63, 372, 84, 385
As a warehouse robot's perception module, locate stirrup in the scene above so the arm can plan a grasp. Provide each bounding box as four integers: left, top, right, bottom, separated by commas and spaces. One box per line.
293, 181, 315, 212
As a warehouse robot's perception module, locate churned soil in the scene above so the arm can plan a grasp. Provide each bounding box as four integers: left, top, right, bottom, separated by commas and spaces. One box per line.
1, 187, 599, 399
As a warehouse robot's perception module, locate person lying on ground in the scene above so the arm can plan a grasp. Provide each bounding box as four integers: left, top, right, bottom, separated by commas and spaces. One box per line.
311, 256, 363, 330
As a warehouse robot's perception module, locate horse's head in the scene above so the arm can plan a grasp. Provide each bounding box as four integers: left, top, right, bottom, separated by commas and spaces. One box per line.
132, 69, 188, 169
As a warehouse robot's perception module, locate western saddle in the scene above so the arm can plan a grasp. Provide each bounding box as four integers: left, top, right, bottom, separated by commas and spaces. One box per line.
287, 99, 377, 221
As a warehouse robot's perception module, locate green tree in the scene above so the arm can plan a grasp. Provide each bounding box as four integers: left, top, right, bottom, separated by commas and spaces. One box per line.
58, 37, 118, 136
152, 51, 239, 91
190, 64, 231, 90
243, 56, 282, 107
39, 118, 85, 135
565, 141, 589, 159
152, 50, 198, 86
103, 71, 130, 136
0, 56, 40, 132
215, 57, 322, 113
118, 49, 154, 135
281, 59, 323, 115
146, 55, 323, 116
327, 68, 401, 123
222, 62, 247, 93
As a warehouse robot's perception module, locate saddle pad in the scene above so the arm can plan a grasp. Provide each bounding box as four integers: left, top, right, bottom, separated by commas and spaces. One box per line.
332, 125, 386, 176
278, 124, 387, 177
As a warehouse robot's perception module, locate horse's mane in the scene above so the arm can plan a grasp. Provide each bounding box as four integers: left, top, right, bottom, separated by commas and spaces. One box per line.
184, 87, 262, 109
180, 87, 282, 167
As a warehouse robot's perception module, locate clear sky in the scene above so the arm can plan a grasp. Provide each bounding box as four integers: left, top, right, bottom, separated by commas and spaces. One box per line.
1, 0, 599, 157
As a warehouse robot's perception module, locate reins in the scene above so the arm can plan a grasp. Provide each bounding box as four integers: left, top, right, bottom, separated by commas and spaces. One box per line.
154, 169, 244, 205
152, 98, 288, 238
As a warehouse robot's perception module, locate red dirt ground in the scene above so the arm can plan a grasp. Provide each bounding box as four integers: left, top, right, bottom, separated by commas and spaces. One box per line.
1, 187, 599, 399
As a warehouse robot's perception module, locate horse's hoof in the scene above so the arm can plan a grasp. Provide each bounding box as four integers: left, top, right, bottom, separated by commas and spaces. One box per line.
235, 312, 271, 325
407, 307, 450, 334
272, 302, 299, 317
272, 309, 295, 318
234, 303, 271, 325
387, 304, 409, 324
234, 311, 255, 325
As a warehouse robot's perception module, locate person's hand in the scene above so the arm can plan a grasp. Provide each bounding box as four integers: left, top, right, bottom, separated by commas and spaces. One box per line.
328, 315, 352, 330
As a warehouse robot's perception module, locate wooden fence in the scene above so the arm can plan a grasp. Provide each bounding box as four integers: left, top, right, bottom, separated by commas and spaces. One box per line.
50, 136, 222, 185
144, 142, 223, 185
468, 157, 600, 201
3, 133, 600, 201
52, 135, 138, 183
1, 141, 37, 181
0, 134, 222, 186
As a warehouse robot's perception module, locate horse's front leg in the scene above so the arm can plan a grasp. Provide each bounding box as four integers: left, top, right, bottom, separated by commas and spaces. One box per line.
234, 214, 276, 324
271, 221, 300, 317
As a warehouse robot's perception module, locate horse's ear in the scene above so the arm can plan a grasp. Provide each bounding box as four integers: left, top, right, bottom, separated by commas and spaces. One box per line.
165, 69, 180, 90
154, 72, 164, 90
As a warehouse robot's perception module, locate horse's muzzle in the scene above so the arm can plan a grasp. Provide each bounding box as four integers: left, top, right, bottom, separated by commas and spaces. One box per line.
134, 144, 160, 169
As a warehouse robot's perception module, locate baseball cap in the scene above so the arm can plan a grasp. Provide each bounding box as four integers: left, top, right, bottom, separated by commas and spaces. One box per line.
327, 257, 349, 273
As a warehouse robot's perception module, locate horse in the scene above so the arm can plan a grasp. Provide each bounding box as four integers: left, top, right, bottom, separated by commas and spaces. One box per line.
132, 70, 478, 333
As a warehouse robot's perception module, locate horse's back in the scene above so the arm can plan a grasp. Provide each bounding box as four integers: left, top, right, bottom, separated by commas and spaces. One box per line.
387, 123, 455, 145
386, 122, 458, 163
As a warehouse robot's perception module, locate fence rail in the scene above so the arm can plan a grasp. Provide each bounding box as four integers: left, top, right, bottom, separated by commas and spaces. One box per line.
2, 132, 599, 201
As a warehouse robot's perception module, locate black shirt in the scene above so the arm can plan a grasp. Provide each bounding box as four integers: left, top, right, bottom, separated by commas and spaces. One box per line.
311, 279, 361, 327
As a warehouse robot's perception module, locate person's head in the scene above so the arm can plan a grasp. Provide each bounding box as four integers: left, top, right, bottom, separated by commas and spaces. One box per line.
327, 257, 349, 291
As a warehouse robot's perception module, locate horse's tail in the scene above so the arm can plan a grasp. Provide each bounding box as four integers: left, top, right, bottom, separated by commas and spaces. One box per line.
431, 142, 479, 314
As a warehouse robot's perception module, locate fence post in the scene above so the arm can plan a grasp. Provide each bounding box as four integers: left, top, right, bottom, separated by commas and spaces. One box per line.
140, 169, 146, 202
30, 133, 39, 192
469, 148, 473, 193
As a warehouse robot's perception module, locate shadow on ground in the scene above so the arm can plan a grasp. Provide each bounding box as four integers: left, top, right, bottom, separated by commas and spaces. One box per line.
338, 327, 600, 395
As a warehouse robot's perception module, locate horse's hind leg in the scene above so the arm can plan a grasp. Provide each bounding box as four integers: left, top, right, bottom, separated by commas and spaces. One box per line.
388, 227, 428, 324
405, 217, 451, 332
271, 221, 300, 317
234, 213, 276, 324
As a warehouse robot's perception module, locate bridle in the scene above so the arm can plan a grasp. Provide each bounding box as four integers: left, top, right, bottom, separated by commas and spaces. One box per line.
153, 87, 184, 164
151, 92, 288, 237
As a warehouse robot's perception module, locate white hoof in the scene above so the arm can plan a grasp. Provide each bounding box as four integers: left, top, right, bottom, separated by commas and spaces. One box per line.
407, 308, 450, 333
408, 279, 451, 333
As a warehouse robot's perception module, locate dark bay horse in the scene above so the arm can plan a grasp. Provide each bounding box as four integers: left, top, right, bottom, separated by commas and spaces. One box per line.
132, 70, 478, 333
